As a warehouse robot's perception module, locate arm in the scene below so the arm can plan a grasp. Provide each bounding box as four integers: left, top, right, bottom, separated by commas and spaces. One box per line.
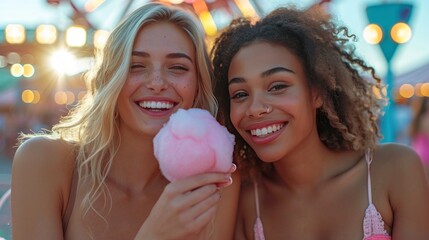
386, 144, 429, 239
11, 136, 74, 240
211, 171, 241, 240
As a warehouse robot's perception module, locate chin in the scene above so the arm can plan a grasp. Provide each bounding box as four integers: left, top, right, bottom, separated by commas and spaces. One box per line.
255, 152, 282, 163
139, 124, 165, 137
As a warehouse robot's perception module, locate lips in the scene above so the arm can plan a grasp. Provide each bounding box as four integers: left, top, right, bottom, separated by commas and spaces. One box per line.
244, 121, 287, 144
250, 123, 284, 137
136, 99, 178, 117
138, 100, 175, 111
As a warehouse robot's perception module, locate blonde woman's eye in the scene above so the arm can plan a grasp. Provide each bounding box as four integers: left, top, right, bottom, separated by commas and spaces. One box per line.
130, 64, 146, 72
170, 66, 189, 72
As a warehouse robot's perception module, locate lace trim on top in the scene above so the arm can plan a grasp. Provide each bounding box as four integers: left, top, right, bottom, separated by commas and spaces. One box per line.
362, 204, 390, 239
254, 217, 265, 240
362, 149, 391, 240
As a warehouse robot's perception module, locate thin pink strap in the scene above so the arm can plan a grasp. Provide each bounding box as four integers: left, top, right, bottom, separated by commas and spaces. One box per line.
365, 149, 373, 205
253, 181, 265, 240
253, 181, 261, 218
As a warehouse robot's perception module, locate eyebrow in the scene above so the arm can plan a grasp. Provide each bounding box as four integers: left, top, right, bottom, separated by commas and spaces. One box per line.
228, 66, 295, 86
261, 66, 295, 78
132, 51, 193, 63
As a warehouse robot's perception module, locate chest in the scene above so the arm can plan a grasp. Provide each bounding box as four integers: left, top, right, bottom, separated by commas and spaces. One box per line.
244, 177, 373, 240
65, 183, 164, 240
259, 197, 368, 240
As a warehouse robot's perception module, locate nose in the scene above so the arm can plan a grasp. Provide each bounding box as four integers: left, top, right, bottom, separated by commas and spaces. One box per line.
246, 95, 271, 118
146, 69, 168, 92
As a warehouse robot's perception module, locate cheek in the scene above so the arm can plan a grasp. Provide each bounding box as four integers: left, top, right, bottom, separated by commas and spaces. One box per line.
173, 77, 198, 105
120, 77, 139, 96
117, 86, 129, 107
229, 103, 242, 129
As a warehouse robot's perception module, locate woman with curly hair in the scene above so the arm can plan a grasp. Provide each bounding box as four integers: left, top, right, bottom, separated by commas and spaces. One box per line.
212, 6, 429, 240
410, 97, 429, 179
11, 3, 239, 239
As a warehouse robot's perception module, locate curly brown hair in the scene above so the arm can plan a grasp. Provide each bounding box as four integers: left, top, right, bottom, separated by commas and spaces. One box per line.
211, 6, 385, 180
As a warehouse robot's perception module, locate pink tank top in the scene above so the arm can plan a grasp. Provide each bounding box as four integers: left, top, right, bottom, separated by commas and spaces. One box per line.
412, 134, 429, 166
253, 150, 391, 240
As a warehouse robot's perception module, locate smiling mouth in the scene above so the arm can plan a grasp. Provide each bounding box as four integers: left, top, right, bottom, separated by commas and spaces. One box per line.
138, 101, 176, 111
249, 123, 285, 137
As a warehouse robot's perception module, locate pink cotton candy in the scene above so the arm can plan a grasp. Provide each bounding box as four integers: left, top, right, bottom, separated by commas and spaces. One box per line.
153, 108, 235, 182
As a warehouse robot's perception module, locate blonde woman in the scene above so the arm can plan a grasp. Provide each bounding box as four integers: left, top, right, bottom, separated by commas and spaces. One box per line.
11, 3, 239, 239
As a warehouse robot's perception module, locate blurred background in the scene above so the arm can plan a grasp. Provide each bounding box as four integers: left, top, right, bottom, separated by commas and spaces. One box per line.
0, 0, 428, 239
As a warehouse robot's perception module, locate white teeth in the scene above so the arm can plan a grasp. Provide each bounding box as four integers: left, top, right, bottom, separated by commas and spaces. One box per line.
250, 124, 284, 137
139, 101, 174, 110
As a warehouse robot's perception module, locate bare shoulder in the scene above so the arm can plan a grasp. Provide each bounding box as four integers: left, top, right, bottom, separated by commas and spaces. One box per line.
13, 135, 76, 177
13, 134, 77, 191
372, 143, 426, 193
373, 143, 429, 238
11, 135, 78, 238
373, 143, 423, 175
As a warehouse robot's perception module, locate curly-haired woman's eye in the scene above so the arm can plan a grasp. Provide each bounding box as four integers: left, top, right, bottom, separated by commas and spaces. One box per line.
230, 91, 248, 100
269, 83, 289, 92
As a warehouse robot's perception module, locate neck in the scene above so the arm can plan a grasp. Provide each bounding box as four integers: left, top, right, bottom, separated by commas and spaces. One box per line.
108, 132, 164, 193
272, 141, 328, 190
271, 139, 360, 193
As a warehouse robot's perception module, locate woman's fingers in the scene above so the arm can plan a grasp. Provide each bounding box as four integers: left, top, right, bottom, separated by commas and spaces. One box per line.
228, 163, 237, 173
179, 188, 221, 229
139, 171, 234, 239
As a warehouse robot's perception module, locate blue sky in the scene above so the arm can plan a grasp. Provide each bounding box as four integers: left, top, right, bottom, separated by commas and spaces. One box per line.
1, 0, 428, 78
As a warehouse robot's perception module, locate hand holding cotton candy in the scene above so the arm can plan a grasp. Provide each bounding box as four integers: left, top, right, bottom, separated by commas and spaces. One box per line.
153, 108, 235, 182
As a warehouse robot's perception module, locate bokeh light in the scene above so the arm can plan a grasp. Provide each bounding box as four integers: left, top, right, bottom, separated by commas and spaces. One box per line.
398, 84, 414, 98
33, 90, 41, 104
391, 22, 412, 44
66, 26, 87, 47
5, 24, 26, 44
363, 24, 383, 44
23, 64, 35, 78
415, 83, 423, 97
0, 56, 7, 68
54, 91, 68, 105
65, 91, 76, 105
22, 90, 35, 103
36, 24, 57, 44
420, 83, 429, 97
373, 85, 387, 99
169, 0, 184, 4
93, 30, 110, 49
7, 52, 21, 64
10, 63, 24, 77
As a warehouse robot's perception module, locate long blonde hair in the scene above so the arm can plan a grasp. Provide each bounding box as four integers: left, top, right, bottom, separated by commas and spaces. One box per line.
22, 2, 216, 228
